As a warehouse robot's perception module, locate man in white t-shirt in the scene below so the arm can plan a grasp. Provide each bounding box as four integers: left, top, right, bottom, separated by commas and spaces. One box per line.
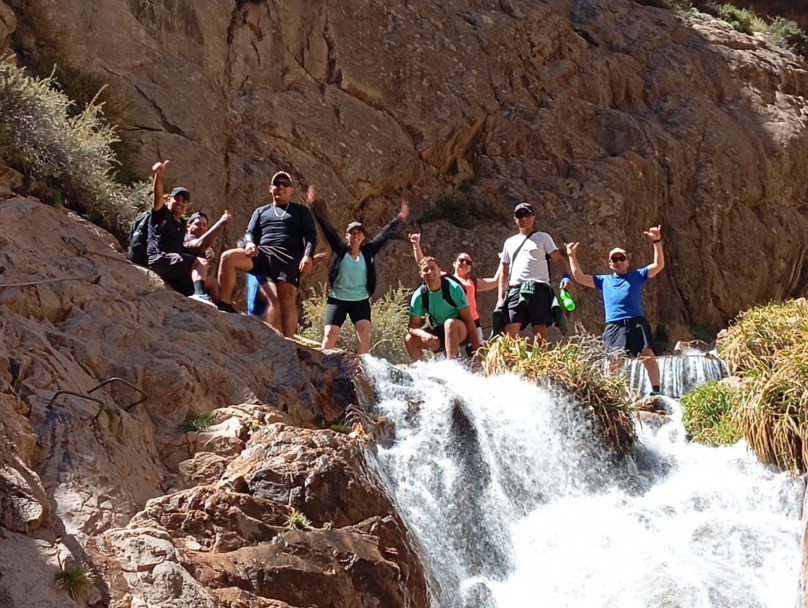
497, 202, 572, 342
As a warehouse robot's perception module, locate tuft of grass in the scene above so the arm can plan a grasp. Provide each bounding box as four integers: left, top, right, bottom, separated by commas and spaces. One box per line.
181, 411, 217, 432
479, 333, 636, 454
767, 17, 808, 61
0, 57, 146, 241
300, 282, 411, 364
286, 509, 312, 529
681, 380, 740, 445
55, 563, 95, 599
330, 422, 351, 433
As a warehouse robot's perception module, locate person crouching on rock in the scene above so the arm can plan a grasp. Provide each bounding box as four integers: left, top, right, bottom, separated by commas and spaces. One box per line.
405, 256, 481, 361
565, 226, 665, 396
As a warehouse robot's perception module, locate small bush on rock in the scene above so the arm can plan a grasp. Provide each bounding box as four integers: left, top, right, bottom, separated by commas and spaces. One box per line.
681, 380, 739, 445
55, 563, 95, 599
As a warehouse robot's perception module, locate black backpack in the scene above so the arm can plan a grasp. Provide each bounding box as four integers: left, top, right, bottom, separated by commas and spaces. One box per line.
419, 275, 459, 326
126, 211, 151, 266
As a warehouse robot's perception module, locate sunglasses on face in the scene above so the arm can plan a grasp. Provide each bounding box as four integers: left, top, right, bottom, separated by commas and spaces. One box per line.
456, 258, 473, 265
610, 256, 627, 263
273, 181, 292, 188
514, 212, 532, 219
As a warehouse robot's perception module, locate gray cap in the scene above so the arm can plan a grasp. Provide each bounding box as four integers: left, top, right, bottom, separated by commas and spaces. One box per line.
188, 211, 207, 222
346, 221, 364, 232
513, 202, 534, 215
170, 187, 190, 200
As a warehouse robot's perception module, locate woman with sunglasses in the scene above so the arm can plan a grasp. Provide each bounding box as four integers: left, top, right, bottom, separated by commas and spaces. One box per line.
408, 233, 499, 345
565, 225, 665, 396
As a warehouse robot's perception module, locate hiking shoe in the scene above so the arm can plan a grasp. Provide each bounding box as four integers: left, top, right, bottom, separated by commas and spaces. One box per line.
216, 301, 238, 313
649, 389, 663, 397
189, 293, 216, 306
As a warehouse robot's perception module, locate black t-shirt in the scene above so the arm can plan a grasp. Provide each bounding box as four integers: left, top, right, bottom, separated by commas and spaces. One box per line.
244, 202, 316, 257
147, 205, 186, 256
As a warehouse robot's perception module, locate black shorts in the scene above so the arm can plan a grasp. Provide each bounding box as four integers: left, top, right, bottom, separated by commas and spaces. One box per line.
427, 322, 470, 352
603, 316, 655, 357
324, 297, 371, 327
504, 282, 554, 329
148, 252, 196, 296
248, 246, 302, 288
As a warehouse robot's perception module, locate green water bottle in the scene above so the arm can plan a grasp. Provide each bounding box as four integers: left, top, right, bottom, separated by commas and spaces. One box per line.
559, 289, 575, 312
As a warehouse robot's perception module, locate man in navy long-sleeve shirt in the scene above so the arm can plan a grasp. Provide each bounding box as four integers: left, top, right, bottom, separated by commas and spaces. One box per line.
217, 171, 316, 337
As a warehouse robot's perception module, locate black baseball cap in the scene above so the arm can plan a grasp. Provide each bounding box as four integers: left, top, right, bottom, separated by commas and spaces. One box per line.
170, 187, 190, 201
514, 202, 534, 215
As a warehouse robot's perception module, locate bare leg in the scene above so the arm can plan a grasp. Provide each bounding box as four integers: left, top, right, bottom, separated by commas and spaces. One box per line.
218, 248, 254, 303
322, 324, 341, 350
504, 322, 521, 338
355, 319, 371, 354
191, 257, 207, 283
277, 281, 299, 338
639, 348, 661, 387
204, 277, 220, 302
531, 324, 548, 345
405, 333, 424, 361
261, 282, 282, 333
443, 318, 468, 359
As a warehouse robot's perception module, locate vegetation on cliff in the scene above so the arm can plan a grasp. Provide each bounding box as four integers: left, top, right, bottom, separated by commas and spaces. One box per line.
0, 57, 143, 238
682, 299, 808, 472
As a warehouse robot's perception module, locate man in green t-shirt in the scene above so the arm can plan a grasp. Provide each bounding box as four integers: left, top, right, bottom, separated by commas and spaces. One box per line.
406, 256, 481, 361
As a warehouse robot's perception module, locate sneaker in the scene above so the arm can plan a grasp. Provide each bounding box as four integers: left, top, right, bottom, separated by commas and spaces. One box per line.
649, 389, 663, 397
189, 293, 216, 306
216, 301, 238, 313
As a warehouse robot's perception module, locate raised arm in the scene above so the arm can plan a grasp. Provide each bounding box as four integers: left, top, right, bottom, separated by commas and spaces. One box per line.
565, 242, 595, 288
306, 193, 344, 252
644, 225, 665, 278
367, 201, 409, 252
408, 232, 425, 264
185, 210, 232, 250
152, 160, 169, 211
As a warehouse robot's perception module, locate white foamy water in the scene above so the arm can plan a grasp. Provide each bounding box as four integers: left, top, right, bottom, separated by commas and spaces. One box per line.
363, 357, 804, 608
627, 354, 728, 398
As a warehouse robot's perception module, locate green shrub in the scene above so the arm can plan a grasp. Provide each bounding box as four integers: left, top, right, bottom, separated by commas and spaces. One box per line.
286, 509, 312, 529
181, 411, 217, 432
300, 282, 412, 364
768, 17, 808, 61
690, 323, 719, 344
55, 563, 95, 599
417, 191, 509, 229
681, 380, 740, 445
480, 333, 636, 454
711, 3, 757, 33
0, 57, 145, 240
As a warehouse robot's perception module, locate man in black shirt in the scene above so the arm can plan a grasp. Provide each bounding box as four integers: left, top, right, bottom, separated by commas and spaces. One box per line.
148, 160, 231, 301
217, 171, 317, 337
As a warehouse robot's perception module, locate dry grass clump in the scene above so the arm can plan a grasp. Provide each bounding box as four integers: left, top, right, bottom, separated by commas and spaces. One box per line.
714, 299, 808, 471
0, 57, 144, 239
479, 333, 636, 455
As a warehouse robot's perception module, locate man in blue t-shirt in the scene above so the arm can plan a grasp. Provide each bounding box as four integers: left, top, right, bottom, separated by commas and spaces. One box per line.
566, 226, 665, 396
406, 256, 481, 361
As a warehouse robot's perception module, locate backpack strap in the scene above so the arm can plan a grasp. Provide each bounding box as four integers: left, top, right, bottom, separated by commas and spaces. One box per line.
420, 276, 457, 327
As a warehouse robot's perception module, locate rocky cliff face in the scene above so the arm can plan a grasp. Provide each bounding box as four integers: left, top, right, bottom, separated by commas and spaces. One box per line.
0, 196, 427, 606
3, 0, 808, 340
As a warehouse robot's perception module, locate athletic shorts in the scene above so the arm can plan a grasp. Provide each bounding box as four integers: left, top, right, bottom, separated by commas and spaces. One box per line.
504, 282, 554, 329
148, 252, 196, 296
324, 297, 371, 327
603, 316, 655, 357
427, 322, 470, 353
248, 246, 302, 288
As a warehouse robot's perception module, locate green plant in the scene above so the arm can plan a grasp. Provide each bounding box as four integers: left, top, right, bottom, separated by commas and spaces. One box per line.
0, 57, 145, 240
690, 323, 718, 344
181, 411, 217, 432
711, 3, 758, 33
322, 521, 334, 531
55, 563, 95, 599
767, 17, 808, 61
479, 333, 636, 454
417, 190, 509, 229
330, 422, 351, 433
286, 509, 312, 529
300, 282, 412, 364
681, 380, 740, 445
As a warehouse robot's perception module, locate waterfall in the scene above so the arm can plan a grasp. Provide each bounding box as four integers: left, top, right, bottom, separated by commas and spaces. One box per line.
362, 357, 804, 608
627, 354, 728, 398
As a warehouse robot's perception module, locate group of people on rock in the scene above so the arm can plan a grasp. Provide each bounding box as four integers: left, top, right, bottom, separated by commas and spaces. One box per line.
142, 161, 665, 394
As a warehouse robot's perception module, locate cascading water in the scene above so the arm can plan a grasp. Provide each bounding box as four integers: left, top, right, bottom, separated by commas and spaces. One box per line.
363, 357, 804, 608
627, 353, 728, 398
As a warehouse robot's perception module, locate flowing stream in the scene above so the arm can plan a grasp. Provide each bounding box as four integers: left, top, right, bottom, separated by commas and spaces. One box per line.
362, 357, 805, 608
